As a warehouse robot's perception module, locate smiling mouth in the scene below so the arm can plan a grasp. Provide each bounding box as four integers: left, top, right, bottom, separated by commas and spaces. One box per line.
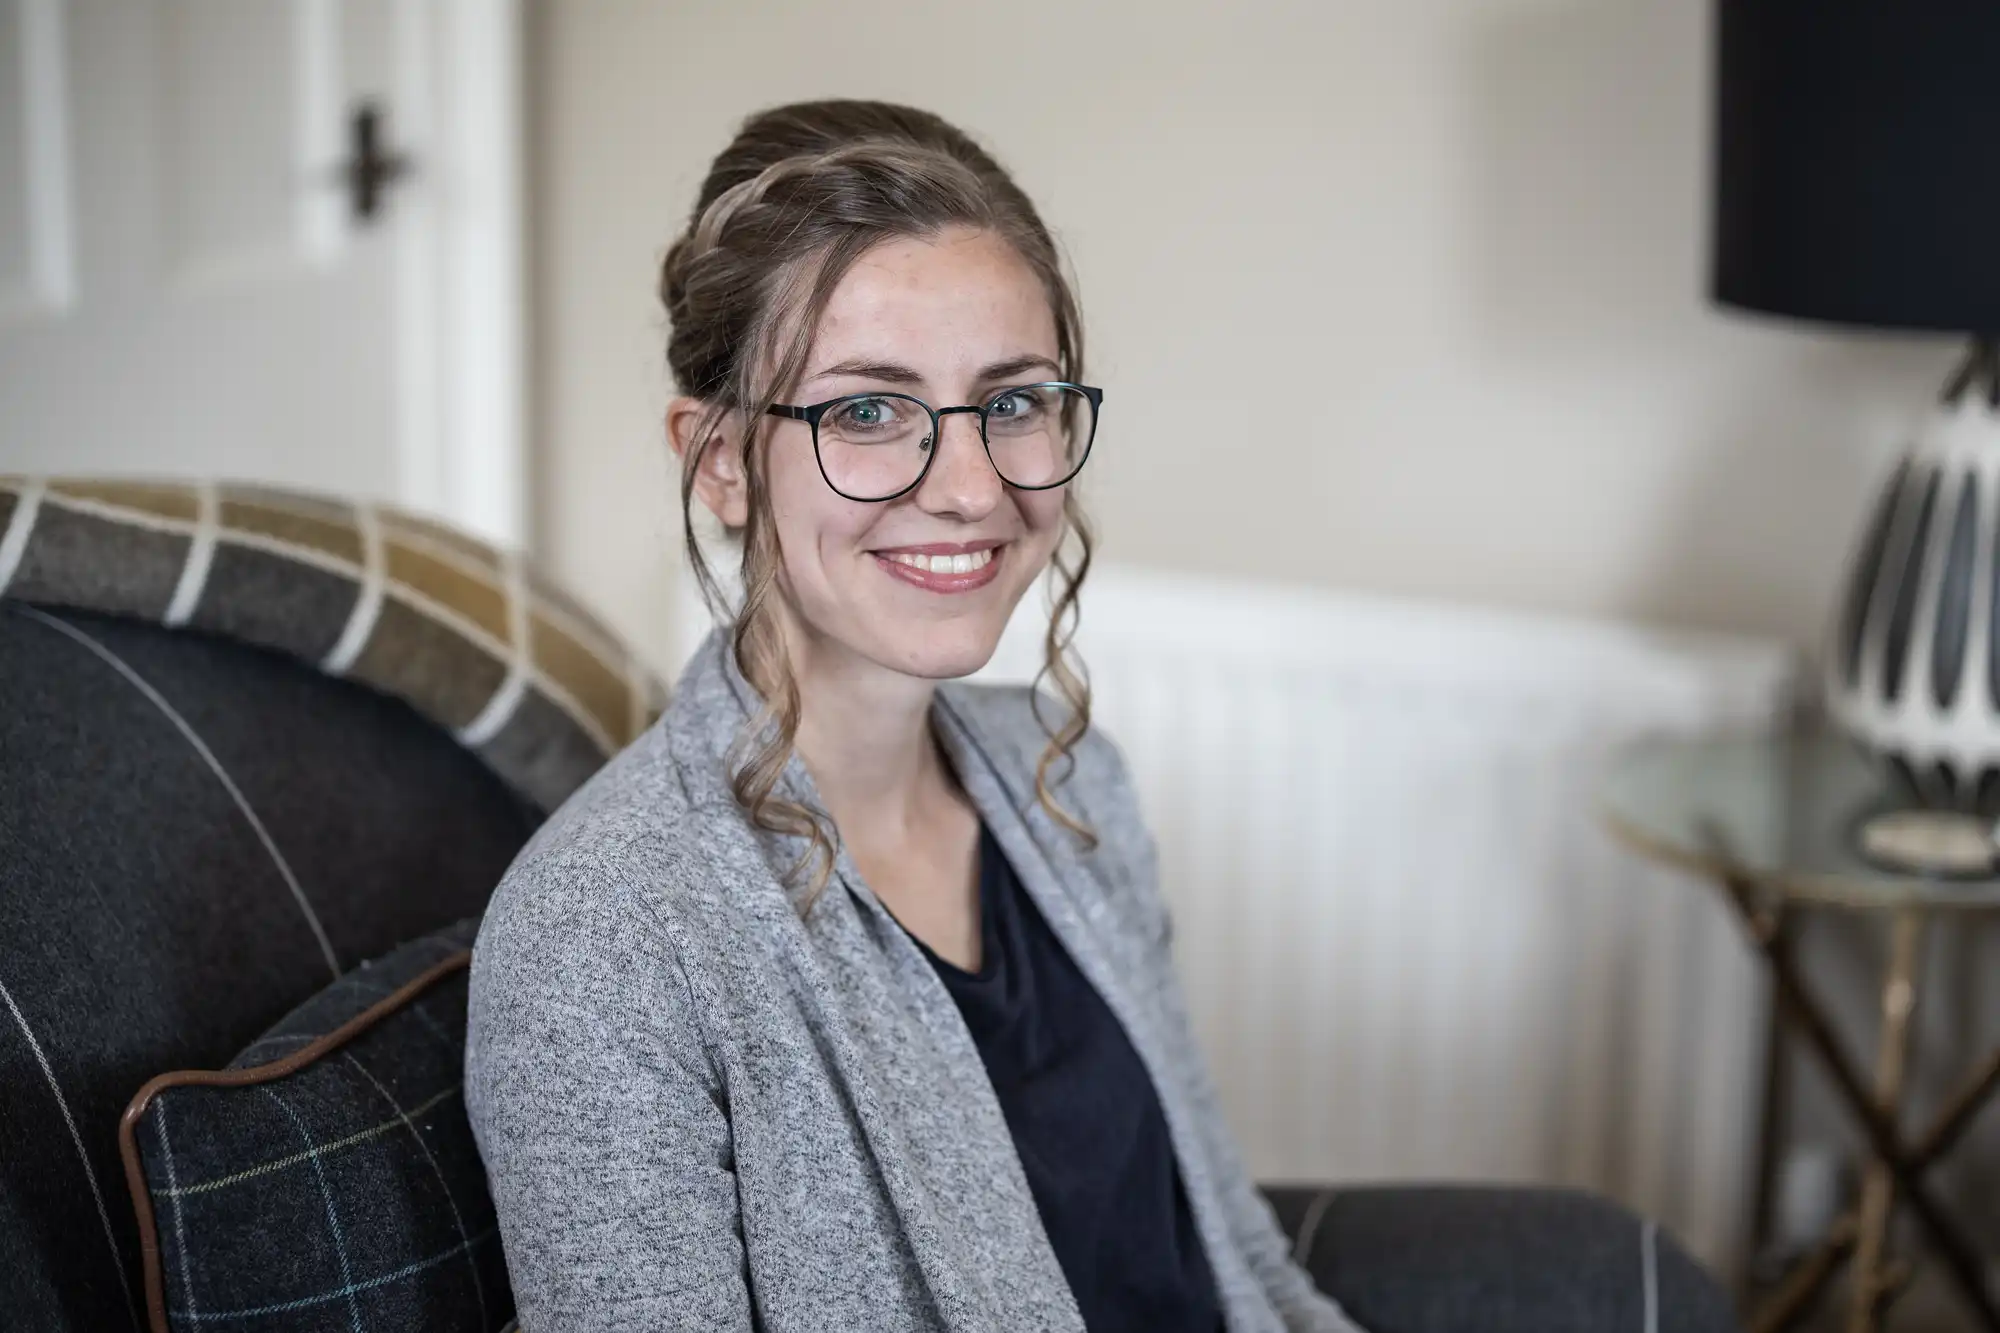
871, 542, 1007, 593
882, 548, 995, 575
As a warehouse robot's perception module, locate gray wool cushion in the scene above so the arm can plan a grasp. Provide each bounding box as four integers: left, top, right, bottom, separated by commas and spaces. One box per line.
121, 919, 514, 1333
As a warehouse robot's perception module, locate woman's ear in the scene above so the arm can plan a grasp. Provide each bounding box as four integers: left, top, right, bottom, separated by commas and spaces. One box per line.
668, 396, 750, 528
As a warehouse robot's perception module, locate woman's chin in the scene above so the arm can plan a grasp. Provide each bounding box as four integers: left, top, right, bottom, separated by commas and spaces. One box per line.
878, 622, 1010, 682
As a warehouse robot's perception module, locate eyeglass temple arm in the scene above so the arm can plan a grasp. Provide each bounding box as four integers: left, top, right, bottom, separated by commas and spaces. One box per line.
766, 404, 812, 421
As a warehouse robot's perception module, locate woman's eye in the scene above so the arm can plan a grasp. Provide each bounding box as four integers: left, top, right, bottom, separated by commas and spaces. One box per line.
989, 391, 1035, 419
836, 397, 897, 429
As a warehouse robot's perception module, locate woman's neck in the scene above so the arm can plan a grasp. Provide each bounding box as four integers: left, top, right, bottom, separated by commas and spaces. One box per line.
776, 617, 985, 963
787, 630, 962, 845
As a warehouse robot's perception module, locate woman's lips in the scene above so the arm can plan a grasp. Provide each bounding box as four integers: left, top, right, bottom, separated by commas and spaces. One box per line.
872, 542, 1005, 593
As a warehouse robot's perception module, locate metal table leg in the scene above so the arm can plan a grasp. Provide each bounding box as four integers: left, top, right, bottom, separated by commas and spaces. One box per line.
1749, 907, 1797, 1278
1846, 910, 1926, 1333
1693, 823, 2000, 1333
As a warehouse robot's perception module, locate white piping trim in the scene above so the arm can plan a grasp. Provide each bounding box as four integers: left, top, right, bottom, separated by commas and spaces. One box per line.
457, 546, 528, 748
19, 607, 342, 979
0, 476, 47, 595
457, 662, 530, 750
1290, 1187, 1337, 1267
0, 971, 139, 1329
163, 481, 219, 627
1641, 1218, 1659, 1333
322, 502, 385, 675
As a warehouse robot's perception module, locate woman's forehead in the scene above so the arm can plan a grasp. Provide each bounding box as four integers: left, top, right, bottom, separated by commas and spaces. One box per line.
810, 230, 1058, 372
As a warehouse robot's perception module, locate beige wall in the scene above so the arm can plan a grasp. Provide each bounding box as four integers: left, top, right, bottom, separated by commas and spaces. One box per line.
529, 0, 1961, 675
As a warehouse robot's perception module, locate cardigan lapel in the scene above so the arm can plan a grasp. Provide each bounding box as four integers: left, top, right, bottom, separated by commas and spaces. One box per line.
664, 634, 1085, 1333
928, 688, 1267, 1322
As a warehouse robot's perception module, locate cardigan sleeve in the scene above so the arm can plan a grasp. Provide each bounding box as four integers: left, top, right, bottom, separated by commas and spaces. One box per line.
464, 847, 753, 1333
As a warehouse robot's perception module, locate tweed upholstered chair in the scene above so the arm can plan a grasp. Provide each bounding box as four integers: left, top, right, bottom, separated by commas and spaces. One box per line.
0, 477, 661, 1330
0, 475, 1742, 1332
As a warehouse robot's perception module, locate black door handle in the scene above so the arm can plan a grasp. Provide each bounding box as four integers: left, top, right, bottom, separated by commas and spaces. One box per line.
343, 101, 413, 224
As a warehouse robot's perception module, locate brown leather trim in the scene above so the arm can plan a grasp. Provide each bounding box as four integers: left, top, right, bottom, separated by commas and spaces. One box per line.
117, 949, 472, 1333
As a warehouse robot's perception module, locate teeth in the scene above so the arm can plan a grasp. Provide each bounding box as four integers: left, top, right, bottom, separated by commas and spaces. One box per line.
887, 548, 995, 574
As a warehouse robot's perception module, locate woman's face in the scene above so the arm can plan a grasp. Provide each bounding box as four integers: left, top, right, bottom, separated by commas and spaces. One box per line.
734, 226, 1071, 683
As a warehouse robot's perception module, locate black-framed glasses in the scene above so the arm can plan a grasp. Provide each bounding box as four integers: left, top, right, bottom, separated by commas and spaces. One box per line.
766, 381, 1102, 503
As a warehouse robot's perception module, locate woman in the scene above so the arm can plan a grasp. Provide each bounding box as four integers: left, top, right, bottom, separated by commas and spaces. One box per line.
465, 100, 1362, 1333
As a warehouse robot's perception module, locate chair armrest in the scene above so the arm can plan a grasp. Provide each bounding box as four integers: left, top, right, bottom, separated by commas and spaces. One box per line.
1261, 1184, 1742, 1333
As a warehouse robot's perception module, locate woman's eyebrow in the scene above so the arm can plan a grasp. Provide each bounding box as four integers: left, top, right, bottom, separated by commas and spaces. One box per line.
801, 353, 1062, 391
976, 354, 1061, 383
804, 358, 925, 387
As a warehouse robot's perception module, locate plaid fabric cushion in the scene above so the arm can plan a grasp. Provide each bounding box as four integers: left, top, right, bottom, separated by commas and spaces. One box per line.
120, 920, 515, 1333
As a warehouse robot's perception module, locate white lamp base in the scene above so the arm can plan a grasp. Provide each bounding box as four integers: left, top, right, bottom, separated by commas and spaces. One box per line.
1827, 338, 2000, 816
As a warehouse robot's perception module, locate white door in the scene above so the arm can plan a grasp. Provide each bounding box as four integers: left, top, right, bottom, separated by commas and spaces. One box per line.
0, 0, 524, 546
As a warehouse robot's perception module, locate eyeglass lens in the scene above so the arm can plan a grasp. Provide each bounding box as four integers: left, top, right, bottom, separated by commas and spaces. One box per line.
814, 386, 1093, 500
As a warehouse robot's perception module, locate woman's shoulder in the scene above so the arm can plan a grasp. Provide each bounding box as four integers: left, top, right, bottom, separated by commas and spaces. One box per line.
471, 723, 754, 974
463, 727, 745, 1131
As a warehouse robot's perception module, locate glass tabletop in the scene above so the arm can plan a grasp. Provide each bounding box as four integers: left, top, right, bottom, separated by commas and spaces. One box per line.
1600, 730, 2000, 911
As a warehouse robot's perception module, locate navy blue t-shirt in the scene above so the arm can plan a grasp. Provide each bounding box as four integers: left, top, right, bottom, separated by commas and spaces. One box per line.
906, 823, 1223, 1332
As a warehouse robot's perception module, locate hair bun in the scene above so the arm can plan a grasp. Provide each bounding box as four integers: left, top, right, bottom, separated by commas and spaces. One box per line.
656, 98, 1078, 405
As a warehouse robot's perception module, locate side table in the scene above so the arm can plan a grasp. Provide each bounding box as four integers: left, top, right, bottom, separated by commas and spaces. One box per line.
1601, 731, 2000, 1333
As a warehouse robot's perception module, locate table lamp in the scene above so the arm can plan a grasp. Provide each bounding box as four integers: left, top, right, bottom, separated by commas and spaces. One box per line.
1712, 3, 2000, 861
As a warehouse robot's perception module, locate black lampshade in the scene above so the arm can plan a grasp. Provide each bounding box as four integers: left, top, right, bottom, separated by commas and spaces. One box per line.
1711, 3, 2000, 336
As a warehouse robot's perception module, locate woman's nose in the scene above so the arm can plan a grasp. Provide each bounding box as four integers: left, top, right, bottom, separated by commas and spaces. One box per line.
916, 412, 1002, 516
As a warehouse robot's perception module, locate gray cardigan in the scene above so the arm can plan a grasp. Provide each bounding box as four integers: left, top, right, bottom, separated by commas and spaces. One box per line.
464, 629, 1363, 1332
